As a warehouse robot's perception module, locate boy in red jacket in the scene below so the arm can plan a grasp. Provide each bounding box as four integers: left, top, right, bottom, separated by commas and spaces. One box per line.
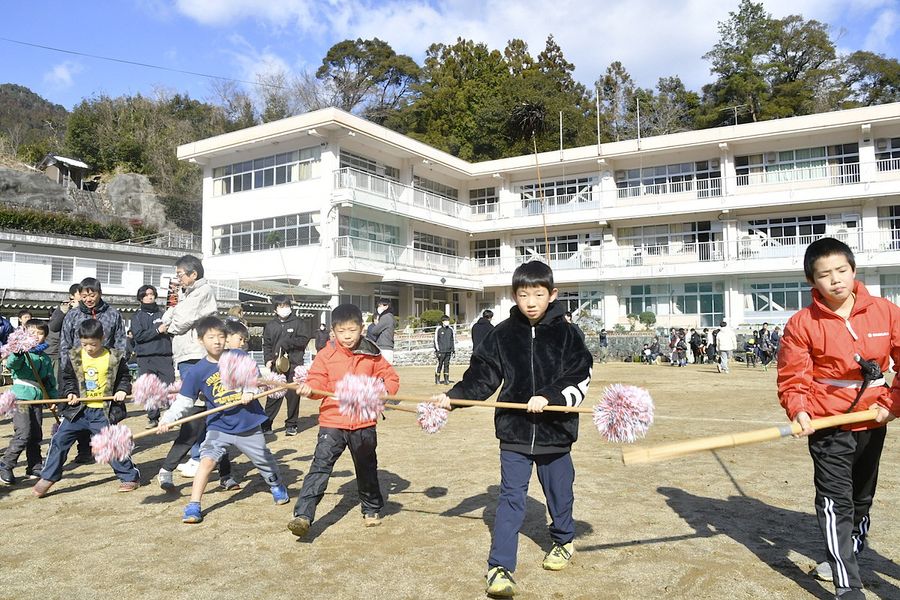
777, 237, 899, 600
288, 303, 399, 537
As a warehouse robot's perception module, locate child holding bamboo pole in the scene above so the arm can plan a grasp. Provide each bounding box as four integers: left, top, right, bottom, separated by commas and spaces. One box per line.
157, 316, 288, 524
433, 260, 593, 598
32, 319, 140, 497
0, 321, 57, 485
777, 237, 899, 600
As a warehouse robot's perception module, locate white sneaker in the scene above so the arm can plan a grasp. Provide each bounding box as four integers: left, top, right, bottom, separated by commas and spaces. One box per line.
157, 469, 174, 490
814, 560, 832, 581
179, 459, 200, 478
176, 461, 189, 474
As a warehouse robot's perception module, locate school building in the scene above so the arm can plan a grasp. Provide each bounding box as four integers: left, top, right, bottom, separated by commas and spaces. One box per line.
177, 103, 900, 329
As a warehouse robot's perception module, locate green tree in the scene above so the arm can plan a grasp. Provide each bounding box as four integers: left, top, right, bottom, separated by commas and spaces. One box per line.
843, 51, 900, 106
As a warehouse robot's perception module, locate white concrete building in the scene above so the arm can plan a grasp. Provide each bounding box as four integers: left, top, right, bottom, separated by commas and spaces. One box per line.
177, 104, 900, 330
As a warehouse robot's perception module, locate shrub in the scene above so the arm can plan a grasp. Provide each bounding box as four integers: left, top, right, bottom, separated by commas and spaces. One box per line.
0, 205, 156, 241
419, 309, 445, 327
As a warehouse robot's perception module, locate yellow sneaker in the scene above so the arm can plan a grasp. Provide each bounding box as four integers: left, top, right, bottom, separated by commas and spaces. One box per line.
485, 566, 517, 598
363, 513, 382, 527
542, 542, 575, 571
288, 516, 310, 538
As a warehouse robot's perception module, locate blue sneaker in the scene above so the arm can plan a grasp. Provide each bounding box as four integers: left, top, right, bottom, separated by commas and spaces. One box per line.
271, 484, 289, 505
182, 501, 203, 524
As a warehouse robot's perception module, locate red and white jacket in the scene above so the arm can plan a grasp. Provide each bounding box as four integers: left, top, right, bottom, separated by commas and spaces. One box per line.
777, 281, 900, 429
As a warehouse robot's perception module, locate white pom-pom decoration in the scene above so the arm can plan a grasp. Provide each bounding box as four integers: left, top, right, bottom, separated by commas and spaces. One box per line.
91, 424, 135, 463
335, 374, 387, 422
293, 364, 309, 383
0, 390, 17, 418
218, 350, 259, 390
592, 384, 654, 443
132, 373, 170, 410
416, 403, 449, 434
263, 373, 287, 399
6, 328, 39, 355
166, 380, 182, 404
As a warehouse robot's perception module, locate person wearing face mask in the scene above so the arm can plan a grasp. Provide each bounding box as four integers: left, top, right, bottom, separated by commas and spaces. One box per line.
314, 322, 330, 356
262, 296, 311, 437
365, 299, 395, 364
433, 315, 455, 385
130, 285, 175, 429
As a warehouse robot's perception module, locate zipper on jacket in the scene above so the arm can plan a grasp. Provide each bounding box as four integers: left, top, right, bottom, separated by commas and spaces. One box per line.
844, 319, 859, 341
530, 326, 536, 454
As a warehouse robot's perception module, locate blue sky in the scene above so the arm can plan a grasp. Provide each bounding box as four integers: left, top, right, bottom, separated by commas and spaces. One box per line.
2, 0, 898, 111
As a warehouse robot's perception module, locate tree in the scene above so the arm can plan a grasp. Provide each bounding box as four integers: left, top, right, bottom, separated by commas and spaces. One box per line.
597, 61, 638, 140
843, 51, 900, 106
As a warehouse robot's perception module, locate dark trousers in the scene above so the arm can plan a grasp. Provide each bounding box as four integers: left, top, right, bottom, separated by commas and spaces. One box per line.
435, 352, 452, 378
42, 408, 139, 483
2, 405, 43, 473
264, 363, 301, 430
293, 426, 383, 521
490, 449, 575, 572
160, 405, 231, 477
137, 354, 175, 421
808, 426, 886, 590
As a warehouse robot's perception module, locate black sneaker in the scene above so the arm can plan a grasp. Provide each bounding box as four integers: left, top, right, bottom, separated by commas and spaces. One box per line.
285, 426, 298, 436
145, 419, 159, 430
0, 463, 14, 485
28, 464, 43, 480
73, 454, 94, 465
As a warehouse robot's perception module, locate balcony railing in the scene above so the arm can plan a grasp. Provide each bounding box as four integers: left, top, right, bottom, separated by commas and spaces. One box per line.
736, 162, 860, 188
515, 193, 600, 216
877, 157, 900, 172
333, 236, 471, 275
334, 167, 467, 220
616, 178, 722, 200
616, 240, 726, 266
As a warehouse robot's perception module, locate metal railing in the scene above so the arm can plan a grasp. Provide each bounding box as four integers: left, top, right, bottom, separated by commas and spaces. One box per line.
333, 236, 472, 275
334, 167, 468, 219
877, 157, 900, 172
736, 162, 860, 187
514, 193, 600, 216
121, 231, 199, 251
616, 240, 726, 266
616, 177, 723, 200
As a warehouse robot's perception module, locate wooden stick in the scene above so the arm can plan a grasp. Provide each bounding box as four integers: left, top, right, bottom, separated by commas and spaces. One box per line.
300, 387, 420, 415
621, 408, 880, 465
384, 394, 595, 414
24, 353, 60, 424
131, 385, 291, 442
384, 403, 417, 414
17, 395, 131, 405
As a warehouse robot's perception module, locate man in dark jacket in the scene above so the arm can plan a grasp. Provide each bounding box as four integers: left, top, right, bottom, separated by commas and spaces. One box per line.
366, 299, 395, 363
314, 323, 330, 356
434, 315, 455, 385
47, 283, 80, 379
262, 295, 311, 436
471, 309, 494, 350
130, 284, 174, 428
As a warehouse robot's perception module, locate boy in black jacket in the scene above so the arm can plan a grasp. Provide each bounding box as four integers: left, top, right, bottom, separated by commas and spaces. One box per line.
32, 319, 140, 497
433, 261, 593, 598
262, 295, 310, 436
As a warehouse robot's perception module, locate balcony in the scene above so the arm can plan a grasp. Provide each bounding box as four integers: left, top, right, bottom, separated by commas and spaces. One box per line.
333, 168, 468, 222
332, 236, 473, 277
617, 240, 726, 266
615, 178, 722, 203
735, 162, 860, 189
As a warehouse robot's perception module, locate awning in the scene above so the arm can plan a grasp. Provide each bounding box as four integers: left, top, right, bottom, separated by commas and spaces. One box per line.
238, 279, 331, 311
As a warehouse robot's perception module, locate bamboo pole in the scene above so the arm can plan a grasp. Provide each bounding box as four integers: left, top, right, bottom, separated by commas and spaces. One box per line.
17, 394, 131, 405
383, 394, 594, 414
621, 409, 879, 465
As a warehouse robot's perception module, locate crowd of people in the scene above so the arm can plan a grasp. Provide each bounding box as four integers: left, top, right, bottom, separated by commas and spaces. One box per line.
637, 321, 782, 372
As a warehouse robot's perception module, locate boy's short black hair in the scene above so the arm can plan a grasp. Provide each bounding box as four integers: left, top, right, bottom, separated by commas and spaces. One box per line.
441, 314, 450, 321
78, 319, 104, 340
196, 315, 226, 338
225, 318, 249, 340
27, 320, 49, 336
175, 255, 204, 279
79, 277, 102, 294
68, 283, 81, 296
511, 260, 554, 294
137, 284, 158, 302
482, 309, 493, 319
331, 304, 363, 327
271, 295, 291, 307
803, 237, 855, 281
17, 309, 32, 319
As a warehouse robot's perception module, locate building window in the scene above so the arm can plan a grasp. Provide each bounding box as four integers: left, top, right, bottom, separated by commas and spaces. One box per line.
384, 165, 400, 181
340, 151, 378, 173
143, 265, 164, 287
517, 176, 597, 212
471, 238, 500, 267
673, 282, 725, 327
212, 147, 321, 196
746, 215, 827, 246
876, 137, 900, 171
746, 281, 811, 313
624, 284, 670, 316
469, 187, 498, 215
414, 231, 458, 255
51, 257, 74, 283
515, 234, 582, 263
557, 288, 603, 319
96, 261, 123, 286
615, 161, 720, 198
211, 212, 320, 255
338, 215, 400, 245
414, 176, 458, 200
735, 143, 859, 186
880, 274, 900, 305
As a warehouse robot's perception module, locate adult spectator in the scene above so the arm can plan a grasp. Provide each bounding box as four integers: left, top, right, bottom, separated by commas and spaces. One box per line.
0, 312, 12, 346
689, 328, 703, 364
471, 309, 494, 350
433, 314, 455, 385
17, 309, 32, 329
715, 320, 737, 374
564, 311, 585, 343
47, 283, 80, 376
130, 284, 174, 429
597, 328, 609, 363
366, 299, 395, 363
314, 322, 330, 356
262, 295, 310, 436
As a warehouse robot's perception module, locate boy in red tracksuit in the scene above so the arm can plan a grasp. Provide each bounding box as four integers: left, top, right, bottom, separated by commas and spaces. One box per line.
288, 303, 400, 538
777, 237, 900, 600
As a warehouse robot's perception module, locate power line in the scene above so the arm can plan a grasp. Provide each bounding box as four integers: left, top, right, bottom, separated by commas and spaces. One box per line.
0, 36, 286, 90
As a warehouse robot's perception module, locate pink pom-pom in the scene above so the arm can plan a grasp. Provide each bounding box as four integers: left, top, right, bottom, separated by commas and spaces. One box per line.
91, 424, 135, 464
0, 344, 10, 360
416, 403, 449, 434
6, 328, 39, 354
0, 390, 18, 418
335, 374, 387, 422
132, 373, 170, 411
593, 384, 654, 443
218, 350, 259, 390
263, 373, 287, 400
166, 380, 183, 404
293, 364, 309, 383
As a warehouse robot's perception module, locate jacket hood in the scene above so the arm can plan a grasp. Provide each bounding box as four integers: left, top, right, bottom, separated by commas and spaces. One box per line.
508, 299, 567, 326
79, 298, 110, 315
811, 280, 875, 317
336, 336, 381, 357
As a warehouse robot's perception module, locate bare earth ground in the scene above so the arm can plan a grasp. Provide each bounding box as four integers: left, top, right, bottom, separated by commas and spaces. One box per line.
1, 363, 898, 600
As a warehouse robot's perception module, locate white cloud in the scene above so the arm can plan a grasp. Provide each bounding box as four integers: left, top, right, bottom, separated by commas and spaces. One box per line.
223, 34, 295, 83
43, 61, 83, 88
864, 8, 899, 52
175, 0, 900, 91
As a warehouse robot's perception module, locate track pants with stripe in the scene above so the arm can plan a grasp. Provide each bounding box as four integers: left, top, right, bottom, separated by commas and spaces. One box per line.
808, 426, 886, 590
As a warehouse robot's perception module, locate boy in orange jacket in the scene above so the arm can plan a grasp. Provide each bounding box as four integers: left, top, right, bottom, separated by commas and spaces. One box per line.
777, 237, 899, 600
288, 304, 399, 537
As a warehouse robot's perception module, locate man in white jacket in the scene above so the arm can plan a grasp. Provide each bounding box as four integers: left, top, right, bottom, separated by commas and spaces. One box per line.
715, 319, 737, 374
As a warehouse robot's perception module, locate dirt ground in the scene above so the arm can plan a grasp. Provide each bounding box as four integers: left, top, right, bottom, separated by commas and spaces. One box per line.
1, 362, 898, 600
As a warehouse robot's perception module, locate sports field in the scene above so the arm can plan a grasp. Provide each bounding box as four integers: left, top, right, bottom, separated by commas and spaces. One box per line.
0, 363, 897, 600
